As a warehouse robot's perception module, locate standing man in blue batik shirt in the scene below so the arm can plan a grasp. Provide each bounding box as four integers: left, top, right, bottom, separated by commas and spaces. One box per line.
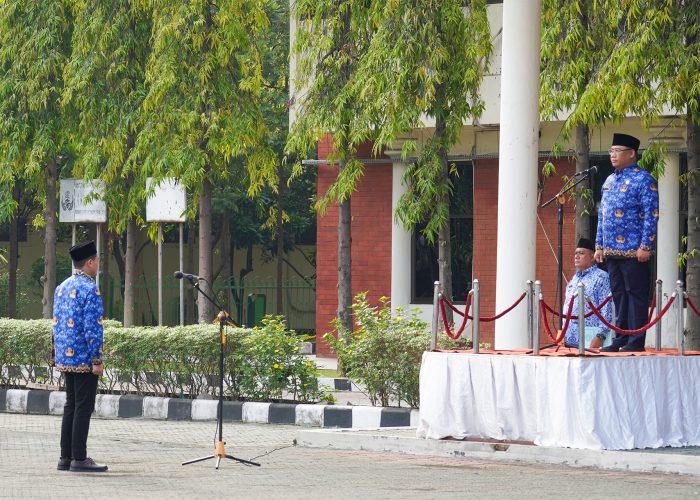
53, 240, 108, 472
564, 238, 612, 348
594, 133, 659, 352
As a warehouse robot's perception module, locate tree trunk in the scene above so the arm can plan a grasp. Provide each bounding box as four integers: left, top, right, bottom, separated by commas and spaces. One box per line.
337, 162, 353, 339
186, 220, 197, 324
575, 121, 592, 241
276, 164, 285, 315
123, 217, 138, 326
221, 210, 232, 311
198, 178, 214, 322
7, 185, 19, 318
686, 110, 700, 350
435, 114, 453, 324
42, 158, 58, 318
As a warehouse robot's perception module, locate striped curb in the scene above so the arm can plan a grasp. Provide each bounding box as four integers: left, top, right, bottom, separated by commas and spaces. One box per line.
0, 388, 418, 429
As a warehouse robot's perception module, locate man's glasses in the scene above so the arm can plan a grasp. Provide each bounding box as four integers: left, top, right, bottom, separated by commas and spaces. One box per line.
609, 148, 632, 155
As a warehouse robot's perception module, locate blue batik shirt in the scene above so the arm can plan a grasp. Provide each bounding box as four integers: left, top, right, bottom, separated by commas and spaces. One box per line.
564, 266, 612, 346
53, 271, 104, 373
595, 163, 659, 258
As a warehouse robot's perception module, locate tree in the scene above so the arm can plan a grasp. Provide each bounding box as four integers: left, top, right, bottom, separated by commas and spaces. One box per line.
141, 0, 275, 322
287, 0, 378, 336
63, 0, 153, 326
0, 0, 74, 318
540, 0, 624, 241
357, 0, 492, 316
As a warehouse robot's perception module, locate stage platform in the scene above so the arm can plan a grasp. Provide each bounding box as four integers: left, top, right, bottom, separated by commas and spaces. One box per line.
418, 349, 700, 450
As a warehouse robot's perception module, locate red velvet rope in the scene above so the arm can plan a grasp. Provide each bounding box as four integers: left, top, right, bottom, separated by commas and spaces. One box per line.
685, 293, 700, 319
438, 291, 473, 340
541, 294, 611, 320
479, 293, 527, 322
443, 297, 465, 317
647, 292, 656, 322
540, 294, 576, 344
586, 294, 676, 335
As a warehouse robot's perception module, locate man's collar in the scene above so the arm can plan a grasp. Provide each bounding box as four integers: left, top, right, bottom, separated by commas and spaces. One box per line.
614, 163, 638, 175
575, 266, 596, 277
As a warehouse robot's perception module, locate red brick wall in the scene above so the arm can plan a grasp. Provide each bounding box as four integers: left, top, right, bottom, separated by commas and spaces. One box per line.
315, 137, 393, 356
316, 146, 579, 355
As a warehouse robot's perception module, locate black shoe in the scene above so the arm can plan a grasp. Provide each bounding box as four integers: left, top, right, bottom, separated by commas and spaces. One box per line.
70, 457, 108, 472
600, 345, 621, 352
620, 345, 646, 352
57, 457, 71, 471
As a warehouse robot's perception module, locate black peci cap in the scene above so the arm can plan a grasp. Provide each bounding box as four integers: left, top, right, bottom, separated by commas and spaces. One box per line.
69, 240, 97, 262
612, 133, 640, 151
576, 238, 595, 252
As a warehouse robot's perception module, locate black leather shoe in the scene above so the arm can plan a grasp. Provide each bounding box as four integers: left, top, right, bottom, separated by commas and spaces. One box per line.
57, 457, 71, 471
600, 345, 621, 352
620, 345, 646, 352
70, 457, 108, 472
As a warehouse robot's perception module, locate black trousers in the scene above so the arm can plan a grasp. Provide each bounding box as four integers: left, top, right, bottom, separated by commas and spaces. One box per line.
606, 258, 650, 350
60, 371, 98, 461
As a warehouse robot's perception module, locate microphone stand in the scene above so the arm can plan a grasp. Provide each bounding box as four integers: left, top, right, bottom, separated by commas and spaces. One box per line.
181, 277, 260, 469
539, 172, 593, 351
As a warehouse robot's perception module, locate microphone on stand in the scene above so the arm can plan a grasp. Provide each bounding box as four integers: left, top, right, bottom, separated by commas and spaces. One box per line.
173, 271, 202, 281
575, 165, 598, 177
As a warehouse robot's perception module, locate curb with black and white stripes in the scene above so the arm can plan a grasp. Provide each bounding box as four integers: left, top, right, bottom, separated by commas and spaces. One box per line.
0, 388, 419, 428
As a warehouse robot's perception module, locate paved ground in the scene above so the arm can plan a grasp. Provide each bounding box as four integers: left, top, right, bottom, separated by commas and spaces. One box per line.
2, 413, 700, 499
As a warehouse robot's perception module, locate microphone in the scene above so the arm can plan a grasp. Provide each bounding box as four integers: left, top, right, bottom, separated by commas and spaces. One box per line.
576, 165, 598, 177
173, 271, 202, 281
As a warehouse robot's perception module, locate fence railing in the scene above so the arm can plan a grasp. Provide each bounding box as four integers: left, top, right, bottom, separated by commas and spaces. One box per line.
0, 275, 316, 334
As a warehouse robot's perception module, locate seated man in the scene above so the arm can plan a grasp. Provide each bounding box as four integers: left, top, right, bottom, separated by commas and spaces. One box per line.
564, 238, 613, 348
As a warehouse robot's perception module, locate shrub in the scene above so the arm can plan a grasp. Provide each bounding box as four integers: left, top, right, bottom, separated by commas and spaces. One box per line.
325, 293, 432, 408
0, 317, 325, 403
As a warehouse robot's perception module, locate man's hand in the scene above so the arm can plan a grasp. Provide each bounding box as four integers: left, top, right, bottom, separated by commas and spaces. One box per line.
92, 364, 104, 376
589, 337, 603, 349
594, 249, 604, 263
637, 248, 651, 262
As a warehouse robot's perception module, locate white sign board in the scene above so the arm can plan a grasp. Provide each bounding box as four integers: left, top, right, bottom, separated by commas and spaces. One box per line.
146, 177, 186, 222
59, 179, 107, 223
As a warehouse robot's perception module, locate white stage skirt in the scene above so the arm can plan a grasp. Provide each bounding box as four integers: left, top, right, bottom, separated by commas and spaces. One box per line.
418, 351, 700, 450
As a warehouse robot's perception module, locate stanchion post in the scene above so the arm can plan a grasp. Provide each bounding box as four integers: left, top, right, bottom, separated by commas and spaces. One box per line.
526, 280, 533, 349
472, 279, 480, 353
676, 280, 685, 355
431, 281, 441, 351
577, 283, 586, 356
533, 281, 541, 355
655, 279, 663, 352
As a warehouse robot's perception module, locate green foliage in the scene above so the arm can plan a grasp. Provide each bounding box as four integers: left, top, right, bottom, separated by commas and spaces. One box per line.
30, 255, 72, 289
325, 293, 431, 408
0, 317, 326, 402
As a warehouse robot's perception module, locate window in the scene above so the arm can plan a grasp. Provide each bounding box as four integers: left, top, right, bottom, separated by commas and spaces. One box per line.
412, 162, 474, 303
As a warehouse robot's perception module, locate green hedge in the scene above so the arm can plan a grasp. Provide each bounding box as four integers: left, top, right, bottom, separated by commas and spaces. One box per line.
0, 316, 325, 403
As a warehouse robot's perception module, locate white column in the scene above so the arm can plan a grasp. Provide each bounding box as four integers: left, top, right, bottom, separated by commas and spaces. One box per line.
656, 153, 680, 347
391, 161, 412, 311
494, 0, 541, 349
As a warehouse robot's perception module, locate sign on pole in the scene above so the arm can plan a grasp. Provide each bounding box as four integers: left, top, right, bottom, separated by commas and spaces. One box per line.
59, 180, 107, 223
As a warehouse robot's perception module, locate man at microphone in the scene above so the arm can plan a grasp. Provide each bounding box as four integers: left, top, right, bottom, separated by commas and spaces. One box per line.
594, 133, 659, 352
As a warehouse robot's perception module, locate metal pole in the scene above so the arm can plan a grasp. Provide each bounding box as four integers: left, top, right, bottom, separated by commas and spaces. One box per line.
473, 279, 480, 353
655, 279, 663, 352
533, 281, 541, 355
526, 280, 533, 349
431, 281, 440, 351
179, 223, 184, 326
578, 282, 586, 356
158, 223, 163, 326
677, 280, 685, 355
71, 224, 76, 272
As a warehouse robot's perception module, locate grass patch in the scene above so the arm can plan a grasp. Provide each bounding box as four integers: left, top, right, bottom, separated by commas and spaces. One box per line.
316, 368, 342, 378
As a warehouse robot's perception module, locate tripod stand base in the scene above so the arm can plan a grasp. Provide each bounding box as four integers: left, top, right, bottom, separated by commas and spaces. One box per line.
182, 441, 261, 469
526, 343, 599, 355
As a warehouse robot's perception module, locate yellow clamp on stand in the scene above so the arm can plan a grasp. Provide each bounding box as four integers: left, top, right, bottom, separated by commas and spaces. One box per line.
215, 441, 227, 458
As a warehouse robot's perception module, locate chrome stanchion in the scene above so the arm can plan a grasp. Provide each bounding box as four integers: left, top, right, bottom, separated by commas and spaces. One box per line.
472, 279, 480, 353
431, 281, 441, 351
655, 279, 663, 352
526, 280, 533, 349
677, 280, 685, 356
533, 281, 541, 355
577, 283, 586, 356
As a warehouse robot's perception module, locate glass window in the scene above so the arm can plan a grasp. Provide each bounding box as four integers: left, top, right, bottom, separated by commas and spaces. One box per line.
411, 162, 474, 303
